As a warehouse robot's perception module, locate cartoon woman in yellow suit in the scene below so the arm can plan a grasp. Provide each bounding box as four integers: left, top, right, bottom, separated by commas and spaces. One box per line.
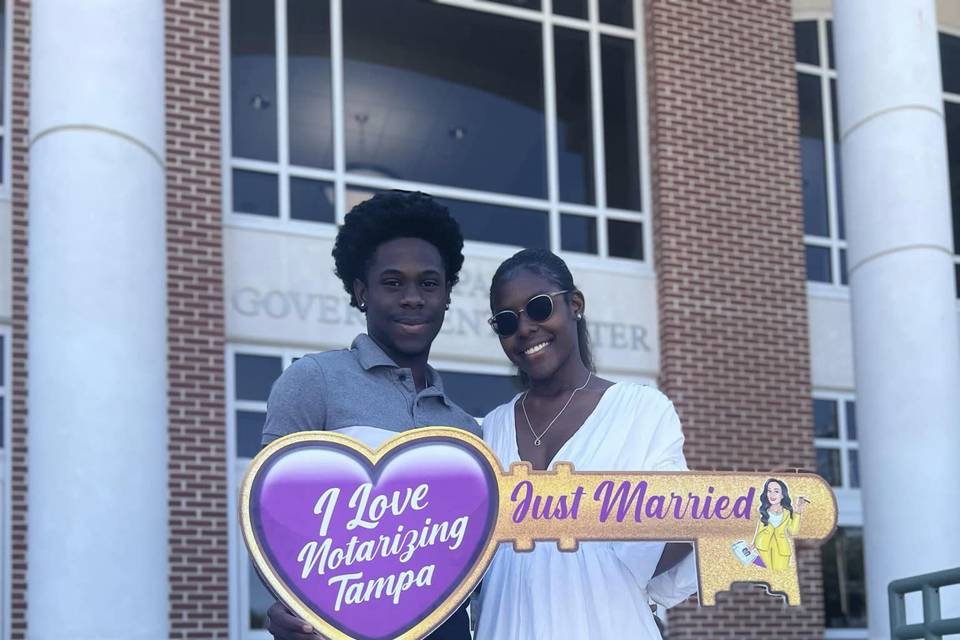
750, 478, 808, 571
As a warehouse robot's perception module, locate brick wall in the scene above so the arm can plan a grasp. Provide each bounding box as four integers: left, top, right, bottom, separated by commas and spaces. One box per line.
166, 0, 230, 636
9, 0, 30, 636
646, 1, 823, 638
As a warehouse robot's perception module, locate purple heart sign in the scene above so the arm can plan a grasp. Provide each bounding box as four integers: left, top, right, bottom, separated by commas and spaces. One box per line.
240, 428, 501, 640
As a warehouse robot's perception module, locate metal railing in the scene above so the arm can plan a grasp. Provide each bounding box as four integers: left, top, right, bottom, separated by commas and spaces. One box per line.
889, 567, 960, 639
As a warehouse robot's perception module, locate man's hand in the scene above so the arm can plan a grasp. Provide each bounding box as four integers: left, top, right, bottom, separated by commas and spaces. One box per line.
267, 601, 323, 639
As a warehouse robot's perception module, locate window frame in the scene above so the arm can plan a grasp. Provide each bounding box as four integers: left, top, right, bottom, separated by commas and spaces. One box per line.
812, 390, 865, 638
220, 0, 653, 276
0, 0, 11, 193
795, 16, 846, 292
941, 26, 960, 298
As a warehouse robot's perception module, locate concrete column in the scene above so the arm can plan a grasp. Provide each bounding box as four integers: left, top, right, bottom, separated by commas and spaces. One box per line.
26, 2, 167, 638
834, 1, 960, 636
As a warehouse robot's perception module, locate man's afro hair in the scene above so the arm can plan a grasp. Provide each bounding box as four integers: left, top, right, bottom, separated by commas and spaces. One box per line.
332, 191, 465, 308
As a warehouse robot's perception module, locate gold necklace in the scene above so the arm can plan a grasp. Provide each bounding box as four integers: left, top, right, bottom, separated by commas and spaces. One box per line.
521, 372, 592, 446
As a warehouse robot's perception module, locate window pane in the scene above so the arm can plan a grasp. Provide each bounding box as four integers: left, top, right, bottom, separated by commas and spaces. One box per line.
805, 245, 832, 282
944, 102, 960, 256
840, 248, 848, 286
236, 410, 267, 458
561, 213, 598, 254
233, 169, 279, 217
816, 448, 842, 487
822, 527, 868, 628
439, 198, 548, 250
553, 0, 587, 19
940, 33, 960, 95
798, 73, 829, 237
235, 354, 282, 402
831, 79, 845, 239
598, 0, 633, 28
290, 177, 335, 223
0, 397, 4, 449
248, 560, 273, 630
231, 0, 277, 161
0, 335, 4, 386
826, 20, 835, 69
794, 21, 819, 66
288, 0, 333, 168
482, 0, 541, 8
555, 27, 595, 205
607, 219, 643, 260
601, 36, 642, 210
437, 371, 521, 418
848, 449, 860, 488
813, 398, 839, 438
0, 0, 6, 127
343, 0, 547, 198
845, 400, 857, 440
956, 263, 960, 299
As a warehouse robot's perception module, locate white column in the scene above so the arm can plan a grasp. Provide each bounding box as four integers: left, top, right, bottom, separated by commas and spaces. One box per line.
27, 2, 167, 638
834, 1, 960, 637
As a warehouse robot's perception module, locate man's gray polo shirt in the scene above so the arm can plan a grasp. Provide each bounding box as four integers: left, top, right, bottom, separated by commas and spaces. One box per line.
261, 333, 481, 446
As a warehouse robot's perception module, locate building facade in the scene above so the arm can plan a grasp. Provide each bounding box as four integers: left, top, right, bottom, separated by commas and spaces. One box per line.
0, 0, 957, 638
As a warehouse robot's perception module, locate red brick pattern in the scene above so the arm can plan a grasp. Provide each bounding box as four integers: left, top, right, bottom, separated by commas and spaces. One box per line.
9, 0, 30, 636
646, 1, 822, 637
166, 0, 229, 636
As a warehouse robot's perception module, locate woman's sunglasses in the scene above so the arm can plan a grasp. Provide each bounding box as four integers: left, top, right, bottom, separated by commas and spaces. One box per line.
488, 290, 570, 338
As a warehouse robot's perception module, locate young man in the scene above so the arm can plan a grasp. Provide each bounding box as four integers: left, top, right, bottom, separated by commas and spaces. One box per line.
261, 192, 479, 640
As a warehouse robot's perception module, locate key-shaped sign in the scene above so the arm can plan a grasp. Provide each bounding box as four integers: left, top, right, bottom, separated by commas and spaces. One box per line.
241, 428, 837, 640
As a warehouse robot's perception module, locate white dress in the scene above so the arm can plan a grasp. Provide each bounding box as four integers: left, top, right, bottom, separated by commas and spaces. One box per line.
474, 382, 698, 640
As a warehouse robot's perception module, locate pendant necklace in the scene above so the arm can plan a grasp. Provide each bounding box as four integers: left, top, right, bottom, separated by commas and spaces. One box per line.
521, 371, 592, 446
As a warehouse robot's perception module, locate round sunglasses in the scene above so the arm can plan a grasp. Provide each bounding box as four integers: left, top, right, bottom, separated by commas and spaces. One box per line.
488, 290, 570, 337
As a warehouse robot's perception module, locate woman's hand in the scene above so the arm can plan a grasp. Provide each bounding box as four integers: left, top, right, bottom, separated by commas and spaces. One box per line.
267, 601, 324, 640
795, 497, 810, 514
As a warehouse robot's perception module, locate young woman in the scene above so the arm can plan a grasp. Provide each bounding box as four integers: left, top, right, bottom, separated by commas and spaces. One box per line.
475, 249, 698, 640
751, 478, 807, 571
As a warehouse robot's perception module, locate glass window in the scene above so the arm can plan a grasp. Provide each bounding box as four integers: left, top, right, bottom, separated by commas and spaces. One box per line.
439, 198, 549, 250
941, 33, 960, 95
598, 0, 632, 28
601, 35, 641, 210
231, 0, 277, 162
343, 0, 547, 198
797, 73, 829, 237
553, 0, 587, 19
607, 219, 644, 261
944, 101, 960, 297
0, 0, 6, 183
805, 245, 831, 283
816, 448, 842, 487
561, 213, 598, 254
437, 371, 521, 418
821, 527, 868, 628
248, 560, 273, 630
813, 395, 860, 490
235, 354, 283, 402
794, 21, 819, 66
236, 410, 267, 459
0, 334, 4, 387
287, 0, 333, 169
290, 177, 335, 223
555, 27, 595, 205
233, 169, 279, 217
813, 398, 838, 438
228, 0, 650, 260
795, 19, 846, 287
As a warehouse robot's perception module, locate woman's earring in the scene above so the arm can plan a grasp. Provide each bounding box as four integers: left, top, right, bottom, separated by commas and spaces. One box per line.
576, 313, 583, 320
359, 302, 367, 312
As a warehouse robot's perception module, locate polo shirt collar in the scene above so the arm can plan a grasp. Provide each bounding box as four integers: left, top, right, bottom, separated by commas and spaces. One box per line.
351, 334, 453, 407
